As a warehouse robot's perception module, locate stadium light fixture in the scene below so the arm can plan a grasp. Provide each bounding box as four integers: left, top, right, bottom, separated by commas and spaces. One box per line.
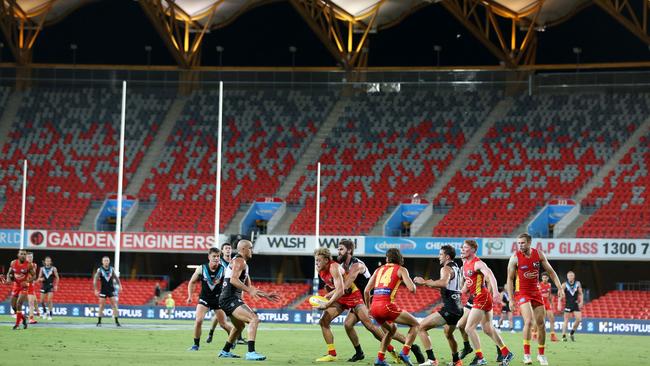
573, 47, 582, 73
289, 46, 297, 67
216, 45, 224, 66
70, 44, 78, 65
145, 45, 152, 66
434, 45, 442, 67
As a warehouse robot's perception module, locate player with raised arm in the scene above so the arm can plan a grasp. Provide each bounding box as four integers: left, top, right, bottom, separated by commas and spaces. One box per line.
337, 240, 424, 364
365, 248, 420, 366
462, 240, 513, 366
93, 256, 122, 327
505, 233, 563, 366
186, 247, 233, 351
560, 271, 583, 342
218, 240, 279, 360
37, 256, 59, 320
414, 244, 464, 366
7, 250, 35, 329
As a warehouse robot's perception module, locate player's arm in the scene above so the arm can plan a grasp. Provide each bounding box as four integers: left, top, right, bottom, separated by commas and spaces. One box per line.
320, 263, 345, 310
400, 267, 416, 294
363, 269, 379, 308
343, 262, 364, 291
28, 264, 36, 282
539, 250, 563, 301
414, 266, 451, 288
505, 254, 517, 309
37, 267, 44, 283
92, 269, 100, 296
577, 282, 584, 308
187, 266, 201, 304
53, 267, 60, 291
475, 261, 499, 299
228, 258, 259, 298
113, 269, 122, 290
558, 282, 566, 311
6, 261, 14, 282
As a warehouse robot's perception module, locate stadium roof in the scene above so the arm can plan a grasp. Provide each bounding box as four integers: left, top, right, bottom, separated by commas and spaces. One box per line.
2, 0, 648, 69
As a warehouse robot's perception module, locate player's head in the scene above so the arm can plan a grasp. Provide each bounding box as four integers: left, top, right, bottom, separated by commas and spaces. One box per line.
26, 252, 33, 262
385, 248, 403, 265
167, 293, 172, 298
516, 233, 532, 253
236, 240, 253, 260
541, 272, 549, 283
461, 240, 478, 259
101, 256, 110, 267
17, 249, 26, 261
314, 247, 332, 271
221, 242, 232, 258
567, 270, 575, 282
208, 247, 221, 265
337, 240, 354, 262
44, 256, 52, 266
439, 245, 456, 264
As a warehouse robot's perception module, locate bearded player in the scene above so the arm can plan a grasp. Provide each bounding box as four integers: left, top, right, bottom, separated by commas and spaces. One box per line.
7, 250, 35, 329
505, 234, 563, 366
364, 248, 420, 366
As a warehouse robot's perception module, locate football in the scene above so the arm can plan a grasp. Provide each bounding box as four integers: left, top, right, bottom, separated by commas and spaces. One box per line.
308, 295, 328, 307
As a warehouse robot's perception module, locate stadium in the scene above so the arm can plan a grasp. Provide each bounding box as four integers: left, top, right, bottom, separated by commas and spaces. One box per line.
0, 0, 649, 365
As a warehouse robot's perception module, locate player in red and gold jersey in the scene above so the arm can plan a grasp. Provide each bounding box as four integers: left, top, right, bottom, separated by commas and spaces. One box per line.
537, 272, 558, 342
7, 250, 35, 329
364, 248, 420, 366
505, 234, 563, 366
462, 240, 513, 366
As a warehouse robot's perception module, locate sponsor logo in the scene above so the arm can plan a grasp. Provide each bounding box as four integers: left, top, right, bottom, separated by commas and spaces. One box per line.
257, 312, 289, 322
30, 231, 45, 246
485, 238, 506, 255
373, 239, 416, 253
520, 265, 528, 270
524, 270, 539, 279
465, 278, 474, 287
266, 237, 306, 249
73, 307, 80, 316
319, 237, 360, 249
598, 321, 650, 334
0, 305, 5, 314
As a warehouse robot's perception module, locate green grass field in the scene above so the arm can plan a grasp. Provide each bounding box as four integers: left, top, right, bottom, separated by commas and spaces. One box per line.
1, 315, 648, 365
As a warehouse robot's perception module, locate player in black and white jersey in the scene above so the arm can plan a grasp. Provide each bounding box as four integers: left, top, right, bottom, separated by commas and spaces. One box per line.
496, 288, 514, 333
560, 271, 583, 342
92, 256, 121, 327
37, 256, 59, 320
205, 243, 241, 345
218, 240, 279, 361
187, 247, 233, 351
414, 244, 464, 366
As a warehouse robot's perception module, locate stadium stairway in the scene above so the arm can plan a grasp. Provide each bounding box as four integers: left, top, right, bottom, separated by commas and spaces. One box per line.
125, 97, 187, 197
556, 115, 650, 237
224, 204, 249, 235
410, 97, 514, 236
271, 96, 347, 234
0, 90, 22, 151
269, 205, 300, 234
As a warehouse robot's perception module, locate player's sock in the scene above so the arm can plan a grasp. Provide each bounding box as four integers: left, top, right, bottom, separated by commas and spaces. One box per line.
426, 349, 436, 361
354, 344, 363, 355
523, 340, 531, 355
538, 345, 545, 356
327, 343, 337, 357
500, 345, 510, 356
97, 316, 102, 324
223, 342, 233, 353
463, 341, 471, 350
401, 345, 411, 356
570, 330, 575, 336
15, 312, 22, 326
377, 352, 385, 361
475, 349, 483, 359
194, 338, 200, 347
387, 344, 395, 353
209, 329, 215, 337
41, 303, 47, 314
452, 352, 460, 362
248, 340, 256, 353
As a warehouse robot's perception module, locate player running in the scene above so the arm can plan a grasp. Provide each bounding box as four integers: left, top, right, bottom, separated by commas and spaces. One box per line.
187, 247, 233, 351
505, 233, 563, 366
218, 240, 279, 360
537, 272, 558, 342
413, 244, 464, 366
37, 256, 59, 320
364, 248, 420, 366
7, 250, 35, 329
337, 240, 423, 364
560, 271, 583, 342
93, 256, 122, 327
26, 252, 40, 324
462, 239, 513, 366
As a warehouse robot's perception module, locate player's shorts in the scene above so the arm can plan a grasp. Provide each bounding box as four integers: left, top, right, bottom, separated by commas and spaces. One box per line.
438, 307, 463, 325
28, 283, 37, 296
11, 282, 29, 297
464, 297, 474, 310
543, 298, 552, 311
40, 284, 54, 294
337, 291, 365, 311
219, 296, 244, 316
371, 302, 401, 325
501, 302, 511, 313
472, 292, 493, 312
515, 291, 545, 308
198, 297, 221, 311
564, 302, 580, 313
99, 290, 116, 298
